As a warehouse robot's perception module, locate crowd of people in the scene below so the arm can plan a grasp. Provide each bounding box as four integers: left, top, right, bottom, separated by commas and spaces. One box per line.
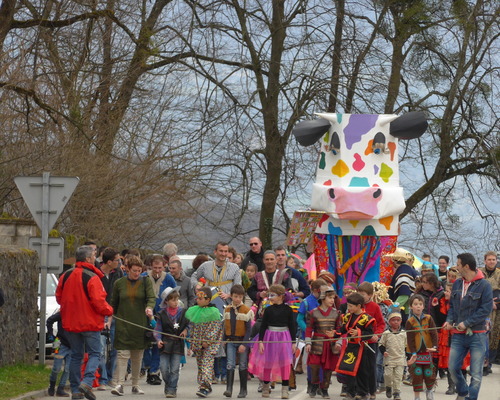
50, 239, 498, 400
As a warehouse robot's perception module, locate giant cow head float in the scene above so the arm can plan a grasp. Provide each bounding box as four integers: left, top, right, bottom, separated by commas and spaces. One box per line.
293, 112, 427, 236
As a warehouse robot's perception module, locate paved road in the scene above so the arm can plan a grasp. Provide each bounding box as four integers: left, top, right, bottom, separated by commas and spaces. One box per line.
37, 361, 500, 400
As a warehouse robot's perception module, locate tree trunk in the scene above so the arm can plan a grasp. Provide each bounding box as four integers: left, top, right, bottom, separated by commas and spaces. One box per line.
0, 0, 15, 53
327, 0, 344, 113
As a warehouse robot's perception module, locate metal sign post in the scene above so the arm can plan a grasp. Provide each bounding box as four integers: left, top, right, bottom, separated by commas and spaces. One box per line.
39, 172, 50, 366
14, 172, 79, 365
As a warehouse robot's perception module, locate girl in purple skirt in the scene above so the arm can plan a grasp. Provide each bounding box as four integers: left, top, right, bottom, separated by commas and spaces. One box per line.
248, 284, 296, 399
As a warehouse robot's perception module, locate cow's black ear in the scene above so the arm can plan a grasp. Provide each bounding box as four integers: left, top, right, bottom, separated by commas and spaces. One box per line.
293, 119, 331, 147
390, 111, 428, 139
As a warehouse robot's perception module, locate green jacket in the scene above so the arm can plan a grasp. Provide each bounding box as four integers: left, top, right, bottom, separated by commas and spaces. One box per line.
111, 276, 156, 350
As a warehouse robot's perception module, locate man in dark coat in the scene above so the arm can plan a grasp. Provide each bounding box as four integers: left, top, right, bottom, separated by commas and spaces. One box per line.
240, 237, 265, 271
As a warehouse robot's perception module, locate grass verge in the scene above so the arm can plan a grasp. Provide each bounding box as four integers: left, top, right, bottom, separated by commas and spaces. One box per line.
0, 364, 50, 400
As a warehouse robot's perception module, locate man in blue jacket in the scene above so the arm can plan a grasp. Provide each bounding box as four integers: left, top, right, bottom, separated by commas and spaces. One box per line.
443, 253, 493, 400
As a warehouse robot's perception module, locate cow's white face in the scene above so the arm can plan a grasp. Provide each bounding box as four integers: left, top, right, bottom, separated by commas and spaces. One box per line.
311, 113, 404, 236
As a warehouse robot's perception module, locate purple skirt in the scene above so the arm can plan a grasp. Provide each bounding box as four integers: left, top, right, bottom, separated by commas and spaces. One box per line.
248, 329, 293, 381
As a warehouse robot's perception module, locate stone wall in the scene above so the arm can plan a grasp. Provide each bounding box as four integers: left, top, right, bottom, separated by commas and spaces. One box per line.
0, 218, 38, 247
0, 245, 39, 366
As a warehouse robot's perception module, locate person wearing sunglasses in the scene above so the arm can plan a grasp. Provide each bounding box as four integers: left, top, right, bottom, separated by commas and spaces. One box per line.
240, 237, 265, 272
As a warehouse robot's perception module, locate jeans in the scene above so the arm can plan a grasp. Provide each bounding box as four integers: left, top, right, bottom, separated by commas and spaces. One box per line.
226, 343, 247, 371
66, 331, 102, 393
159, 353, 182, 392
98, 332, 109, 385
376, 347, 385, 386
449, 332, 487, 400
214, 356, 227, 379
50, 343, 71, 388
105, 318, 117, 383
143, 345, 160, 373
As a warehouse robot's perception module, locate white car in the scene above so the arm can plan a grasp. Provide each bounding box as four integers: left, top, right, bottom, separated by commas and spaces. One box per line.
37, 273, 59, 352
177, 255, 198, 272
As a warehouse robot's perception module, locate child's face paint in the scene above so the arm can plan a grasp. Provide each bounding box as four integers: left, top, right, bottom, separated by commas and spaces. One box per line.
268, 292, 283, 305
196, 291, 211, 306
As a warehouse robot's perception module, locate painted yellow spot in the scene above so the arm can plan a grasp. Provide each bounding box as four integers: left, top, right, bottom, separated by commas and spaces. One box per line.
331, 159, 349, 177
379, 216, 393, 230
379, 163, 393, 183
349, 220, 359, 228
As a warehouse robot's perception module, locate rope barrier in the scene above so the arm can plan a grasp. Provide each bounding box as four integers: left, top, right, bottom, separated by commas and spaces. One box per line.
112, 315, 447, 345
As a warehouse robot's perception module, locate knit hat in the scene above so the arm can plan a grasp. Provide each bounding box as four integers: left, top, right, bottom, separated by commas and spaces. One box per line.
388, 312, 402, 321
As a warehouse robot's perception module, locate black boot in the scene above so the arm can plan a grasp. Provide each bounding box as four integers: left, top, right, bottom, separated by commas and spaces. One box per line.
48, 381, 56, 396
56, 387, 70, 397
224, 369, 235, 397
445, 373, 455, 395
238, 369, 248, 398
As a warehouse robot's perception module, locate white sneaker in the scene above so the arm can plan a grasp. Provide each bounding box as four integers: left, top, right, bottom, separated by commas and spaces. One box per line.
111, 385, 124, 396
132, 386, 145, 395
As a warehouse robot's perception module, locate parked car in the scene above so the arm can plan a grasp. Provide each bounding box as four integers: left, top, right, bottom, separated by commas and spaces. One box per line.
37, 273, 59, 353
177, 255, 198, 272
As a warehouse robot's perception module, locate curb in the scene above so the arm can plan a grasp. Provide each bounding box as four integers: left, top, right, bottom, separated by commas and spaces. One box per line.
10, 389, 47, 400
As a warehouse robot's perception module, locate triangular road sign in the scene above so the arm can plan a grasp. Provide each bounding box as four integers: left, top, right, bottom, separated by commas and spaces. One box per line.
14, 175, 79, 231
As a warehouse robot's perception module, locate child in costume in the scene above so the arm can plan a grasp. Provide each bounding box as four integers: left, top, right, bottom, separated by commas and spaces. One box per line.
304, 286, 341, 399
405, 294, 438, 400
372, 282, 394, 394
223, 284, 254, 398
357, 282, 386, 399
297, 278, 328, 395
248, 284, 296, 399
379, 311, 407, 400
335, 292, 375, 400
186, 286, 223, 398
154, 287, 189, 398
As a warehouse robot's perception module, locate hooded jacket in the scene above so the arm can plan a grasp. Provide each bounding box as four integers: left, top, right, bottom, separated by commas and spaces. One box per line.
446, 269, 493, 333
56, 261, 113, 332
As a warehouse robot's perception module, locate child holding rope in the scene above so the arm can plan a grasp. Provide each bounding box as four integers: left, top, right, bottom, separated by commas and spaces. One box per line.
304, 286, 341, 399
248, 284, 296, 399
223, 284, 254, 398
186, 286, 223, 398
154, 287, 189, 398
335, 292, 375, 400
405, 294, 438, 400
379, 311, 407, 400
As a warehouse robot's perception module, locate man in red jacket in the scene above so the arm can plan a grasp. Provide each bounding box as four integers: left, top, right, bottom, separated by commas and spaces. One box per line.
56, 245, 113, 400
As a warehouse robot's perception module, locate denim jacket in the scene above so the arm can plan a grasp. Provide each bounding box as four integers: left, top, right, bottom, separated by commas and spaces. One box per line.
447, 271, 493, 332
